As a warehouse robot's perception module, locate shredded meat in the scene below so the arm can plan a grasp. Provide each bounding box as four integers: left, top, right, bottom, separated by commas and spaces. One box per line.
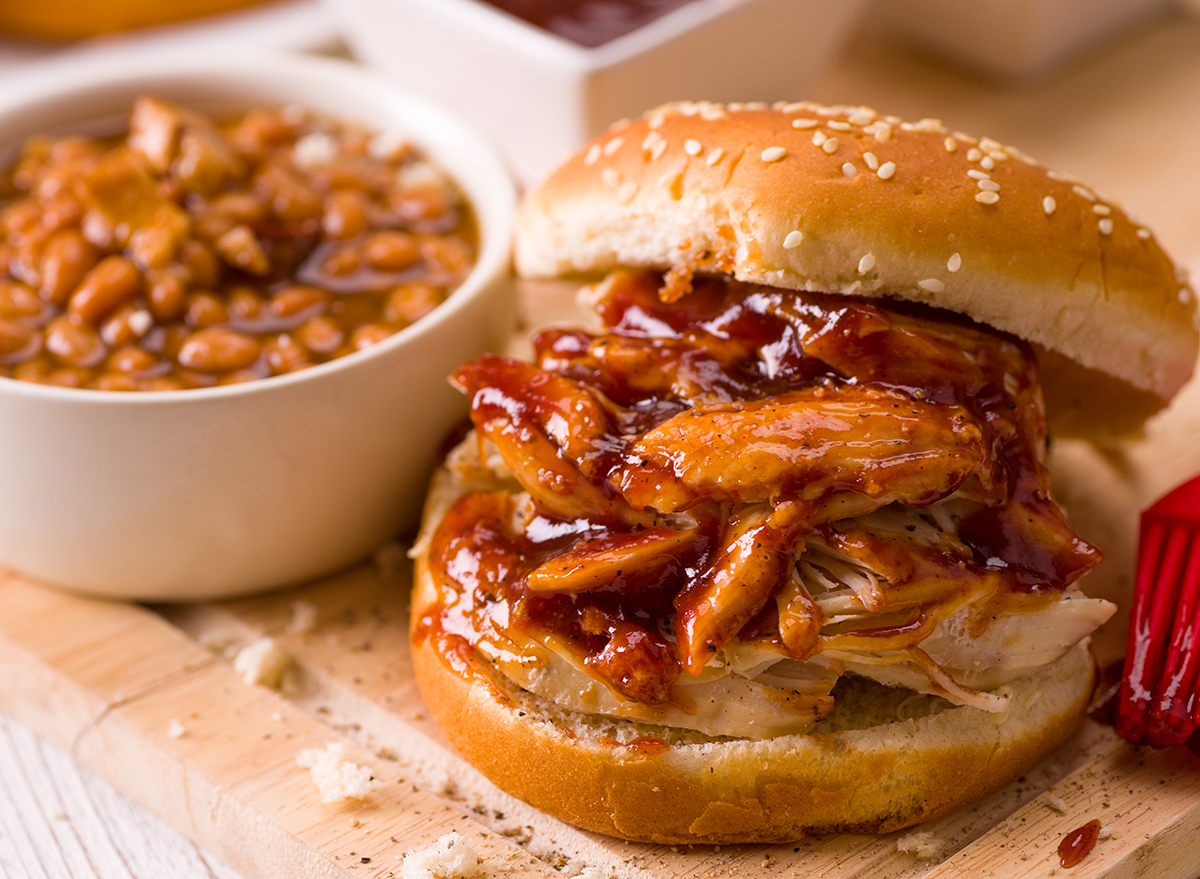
422, 270, 1102, 722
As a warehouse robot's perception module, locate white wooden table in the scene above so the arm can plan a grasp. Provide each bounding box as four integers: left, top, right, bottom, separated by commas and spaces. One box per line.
3, 8, 1200, 879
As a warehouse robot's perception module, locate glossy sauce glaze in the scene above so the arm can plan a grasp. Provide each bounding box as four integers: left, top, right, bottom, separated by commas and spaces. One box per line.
420, 271, 1101, 705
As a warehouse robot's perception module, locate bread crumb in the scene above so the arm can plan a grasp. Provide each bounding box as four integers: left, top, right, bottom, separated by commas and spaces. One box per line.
233, 637, 290, 689
1045, 793, 1068, 814
286, 599, 319, 634
400, 832, 483, 879
167, 719, 187, 739
296, 742, 383, 803
895, 830, 943, 860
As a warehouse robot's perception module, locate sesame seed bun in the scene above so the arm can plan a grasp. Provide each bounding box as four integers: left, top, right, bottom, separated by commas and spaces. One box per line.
514, 101, 1198, 435
410, 459, 1098, 844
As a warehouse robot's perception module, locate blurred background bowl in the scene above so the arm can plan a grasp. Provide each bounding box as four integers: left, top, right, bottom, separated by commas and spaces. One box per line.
0, 51, 515, 601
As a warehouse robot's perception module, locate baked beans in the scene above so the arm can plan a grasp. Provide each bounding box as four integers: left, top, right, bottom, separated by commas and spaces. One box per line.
0, 96, 477, 390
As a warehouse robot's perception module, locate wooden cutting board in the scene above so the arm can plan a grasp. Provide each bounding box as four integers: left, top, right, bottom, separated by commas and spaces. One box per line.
2, 284, 1200, 879
5, 15, 1200, 879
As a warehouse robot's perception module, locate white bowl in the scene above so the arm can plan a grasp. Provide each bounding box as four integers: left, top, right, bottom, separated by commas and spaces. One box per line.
0, 52, 516, 601
868, 0, 1173, 79
323, 0, 868, 184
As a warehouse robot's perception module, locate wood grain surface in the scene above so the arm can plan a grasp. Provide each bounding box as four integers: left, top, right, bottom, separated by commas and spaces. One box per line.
4, 9, 1200, 879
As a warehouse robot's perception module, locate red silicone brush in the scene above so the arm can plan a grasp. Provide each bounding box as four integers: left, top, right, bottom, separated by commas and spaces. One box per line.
1117, 473, 1200, 747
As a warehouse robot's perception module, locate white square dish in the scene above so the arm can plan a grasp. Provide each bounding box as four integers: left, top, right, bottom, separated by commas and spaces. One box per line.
323, 0, 868, 183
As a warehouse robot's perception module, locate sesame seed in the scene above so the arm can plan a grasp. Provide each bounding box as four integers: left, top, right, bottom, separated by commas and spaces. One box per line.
989, 150, 1009, 162
1047, 170, 1068, 182
1137, 227, 1152, 240
642, 132, 662, 151
947, 253, 962, 272
1180, 287, 1193, 305
601, 167, 620, 187
617, 182, 639, 203
842, 162, 857, 178
585, 144, 601, 166
919, 279, 945, 293
967, 148, 983, 162
873, 125, 892, 142
822, 138, 839, 154
1093, 204, 1112, 216
849, 111, 876, 126
944, 137, 958, 153
792, 118, 819, 129
967, 169, 990, 180
877, 161, 896, 179
858, 253, 876, 274
650, 140, 668, 161
657, 168, 681, 190
828, 121, 851, 131
980, 156, 995, 170
975, 191, 1000, 204
685, 139, 702, 156
1044, 196, 1056, 215
812, 131, 827, 147
1099, 218, 1114, 235
1073, 184, 1097, 202
762, 146, 787, 162
603, 137, 623, 156
863, 152, 879, 171
695, 193, 709, 210
783, 230, 804, 249
977, 179, 1001, 192
705, 148, 724, 166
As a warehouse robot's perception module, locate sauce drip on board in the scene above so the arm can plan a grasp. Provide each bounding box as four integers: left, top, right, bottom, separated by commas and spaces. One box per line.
421, 271, 1100, 708
1058, 818, 1102, 868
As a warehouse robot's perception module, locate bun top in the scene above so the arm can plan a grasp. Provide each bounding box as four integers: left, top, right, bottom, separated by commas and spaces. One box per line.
515, 101, 1198, 434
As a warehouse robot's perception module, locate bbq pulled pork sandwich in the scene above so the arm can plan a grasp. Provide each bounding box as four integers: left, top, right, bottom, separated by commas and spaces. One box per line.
410, 102, 1199, 844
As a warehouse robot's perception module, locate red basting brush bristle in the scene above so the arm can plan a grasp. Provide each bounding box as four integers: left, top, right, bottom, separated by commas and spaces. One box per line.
1117, 473, 1200, 747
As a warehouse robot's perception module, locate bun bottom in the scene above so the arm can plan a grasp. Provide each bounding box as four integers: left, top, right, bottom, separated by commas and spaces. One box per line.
411, 552, 1096, 844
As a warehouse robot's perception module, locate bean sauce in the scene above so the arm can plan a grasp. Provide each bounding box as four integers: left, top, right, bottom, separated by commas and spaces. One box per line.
0, 96, 476, 391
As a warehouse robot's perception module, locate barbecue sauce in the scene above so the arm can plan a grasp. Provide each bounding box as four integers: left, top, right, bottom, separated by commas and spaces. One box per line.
478, 0, 694, 47
424, 271, 1101, 703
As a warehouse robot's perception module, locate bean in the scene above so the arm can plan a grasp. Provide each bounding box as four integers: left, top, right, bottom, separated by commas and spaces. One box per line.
91, 372, 140, 392
100, 304, 153, 347
0, 319, 37, 358
0, 280, 46, 318
185, 292, 228, 328
178, 238, 220, 288
44, 315, 106, 368
177, 327, 261, 373
67, 255, 142, 324
47, 367, 91, 388
255, 164, 321, 223
145, 267, 187, 322
214, 225, 269, 275
322, 190, 368, 240
143, 376, 185, 392
321, 247, 361, 277
108, 344, 158, 375
209, 192, 268, 224
263, 334, 310, 374
227, 286, 265, 323
364, 230, 418, 272
351, 324, 391, 350
269, 285, 329, 320
297, 316, 344, 356
385, 283, 442, 326
40, 228, 100, 307
40, 193, 84, 232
